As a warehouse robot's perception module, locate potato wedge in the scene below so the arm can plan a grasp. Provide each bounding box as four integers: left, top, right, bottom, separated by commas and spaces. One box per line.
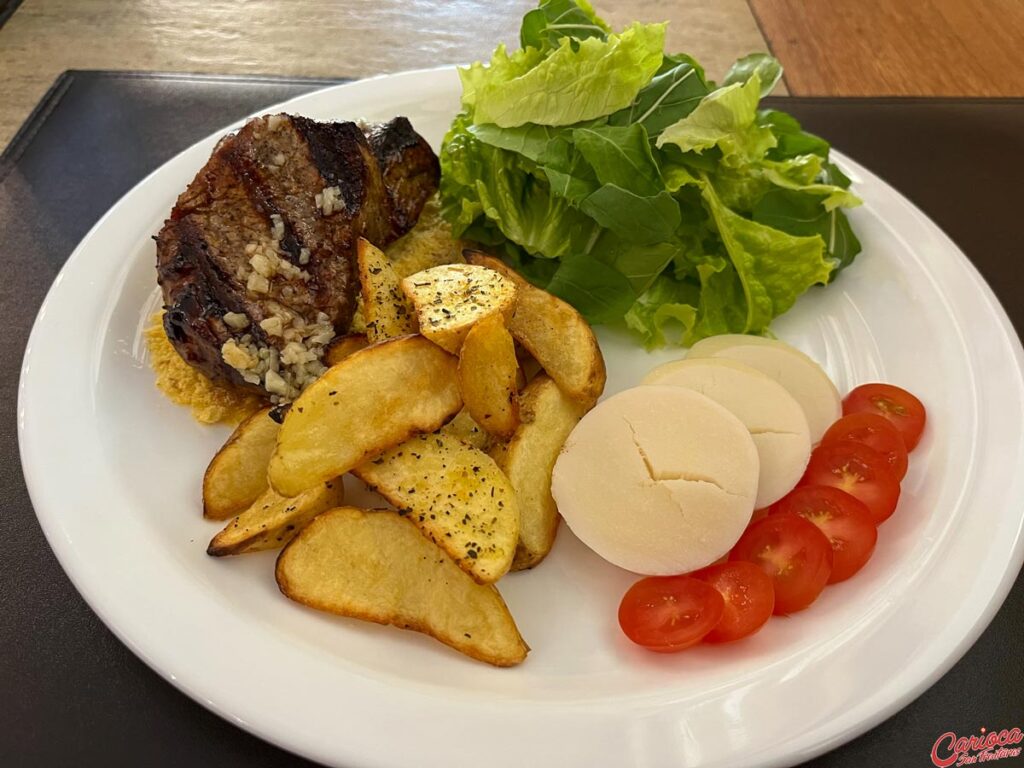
517, 345, 543, 384
357, 238, 418, 343
203, 407, 281, 520
276, 507, 528, 667
208, 479, 344, 556
465, 251, 606, 408
352, 432, 519, 584
400, 264, 517, 353
440, 408, 491, 451
323, 333, 368, 366
269, 336, 462, 497
458, 313, 519, 440
491, 375, 586, 570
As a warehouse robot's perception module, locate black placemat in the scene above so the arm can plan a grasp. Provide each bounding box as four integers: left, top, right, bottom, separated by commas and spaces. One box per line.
1, 71, 1021, 768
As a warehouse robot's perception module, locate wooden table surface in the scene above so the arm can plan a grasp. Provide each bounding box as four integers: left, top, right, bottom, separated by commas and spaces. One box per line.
4, 0, 1022, 151
0, 0, 770, 151
749, 0, 1024, 97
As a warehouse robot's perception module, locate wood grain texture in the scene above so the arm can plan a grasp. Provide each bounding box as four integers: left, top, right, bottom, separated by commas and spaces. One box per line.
0, 0, 773, 151
750, 0, 1024, 96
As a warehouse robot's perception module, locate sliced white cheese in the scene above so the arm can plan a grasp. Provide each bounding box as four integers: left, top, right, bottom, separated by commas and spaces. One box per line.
551, 386, 758, 575
686, 335, 841, 442
643, 357, 811, 508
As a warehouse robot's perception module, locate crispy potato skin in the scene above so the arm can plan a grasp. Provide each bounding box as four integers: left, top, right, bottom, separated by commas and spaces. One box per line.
208, 479, 344, 556
463, 251, 606, 408
203, 407, 280, 520
357, 238, 419, 343
323, 333, 369, 366
352, 432, 519, 584
458, 313, 520, 440
269, 335, 462, 497
401, 264, 517, 353
491, 375, 587, 570
276, 507, 528, 666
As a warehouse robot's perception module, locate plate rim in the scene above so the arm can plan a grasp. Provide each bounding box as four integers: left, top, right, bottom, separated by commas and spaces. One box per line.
17, 66, 1024, 768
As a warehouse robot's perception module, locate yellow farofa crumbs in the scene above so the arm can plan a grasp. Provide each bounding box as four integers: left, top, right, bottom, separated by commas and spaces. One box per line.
148, 194, 464, 424
145, 315, 264, 425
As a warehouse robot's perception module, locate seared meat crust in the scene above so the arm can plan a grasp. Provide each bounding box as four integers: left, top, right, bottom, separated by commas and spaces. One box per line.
156, 115, 439, 393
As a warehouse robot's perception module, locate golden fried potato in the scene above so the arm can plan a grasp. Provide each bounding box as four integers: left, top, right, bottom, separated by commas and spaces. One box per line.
400, 264, 517, 353
352, 432, 519, 584
464, 251, 606, 408
357, 238, 418, 343
458, 313, 519, 440
207, 479, 344, 556
203, 407, 280, 520
323, 333, 369, 366
269, 336, 462, 497
440, 409, 491, 451
276, 507, 528, 667
384, 195, 466, 278
517, 346, 543, 384
490, 375, 586, 570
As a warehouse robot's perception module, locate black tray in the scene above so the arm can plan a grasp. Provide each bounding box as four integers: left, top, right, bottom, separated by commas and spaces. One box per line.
1, 71, 1022, 768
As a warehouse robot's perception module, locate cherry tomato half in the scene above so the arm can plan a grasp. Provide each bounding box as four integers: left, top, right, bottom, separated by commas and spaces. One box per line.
822, 412, 909, 480
771, 486, 878, 583
750, 507, 771, 524
843, 383, 926, 451
692, 561, 775, 643
800, 440, 901, 524
618, 575, 725, 652
730, 514, 833, 614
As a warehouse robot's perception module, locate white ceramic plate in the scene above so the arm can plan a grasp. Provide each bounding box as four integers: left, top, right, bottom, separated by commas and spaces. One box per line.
18, 67, 1024, 768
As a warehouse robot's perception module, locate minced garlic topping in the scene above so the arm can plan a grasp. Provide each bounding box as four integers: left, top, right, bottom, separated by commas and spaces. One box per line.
150, 194, 467, 424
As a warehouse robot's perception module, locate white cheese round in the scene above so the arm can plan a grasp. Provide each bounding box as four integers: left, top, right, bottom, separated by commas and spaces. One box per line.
551, 386, 758, 575
686, 335, 841, 442
643, 357, 811, 508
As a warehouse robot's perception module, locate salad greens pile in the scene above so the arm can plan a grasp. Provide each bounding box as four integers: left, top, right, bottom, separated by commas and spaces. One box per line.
439, 0, 861, 347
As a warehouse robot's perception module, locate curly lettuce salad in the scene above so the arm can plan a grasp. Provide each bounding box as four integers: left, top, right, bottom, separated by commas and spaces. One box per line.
439, 0, 861, 347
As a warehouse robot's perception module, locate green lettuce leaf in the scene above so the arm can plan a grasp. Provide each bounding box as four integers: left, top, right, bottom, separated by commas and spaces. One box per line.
607, 54, 711, 137
759, 109, 830, 159
701, 177, 832, 333
469, 22, 665, 127
656, 74, 777, 165
690, 259, 751, 341
571, 124, 663, 195
544, 252, 636, 323
580, 185, 680, 244
624, 275, 700, 347
752, 189, 862, 273
459, 45, 544, 111
440, 114, 595, 258
468, 122, 566, 162
440, 2, 863, 349
721, 53, 783, 96
520, 0, 610, 51
590, 231, 683, 294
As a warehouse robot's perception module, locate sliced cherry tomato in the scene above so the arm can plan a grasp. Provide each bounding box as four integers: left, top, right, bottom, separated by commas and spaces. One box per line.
771, 486, 878, 583
800, 440, 901, 524
618, 576, 725, 652
843, 383, 926, 451
730, 514, 833, 614
692, 561, 775, 643
822, 412, 909, 480
750, 507, 771, 524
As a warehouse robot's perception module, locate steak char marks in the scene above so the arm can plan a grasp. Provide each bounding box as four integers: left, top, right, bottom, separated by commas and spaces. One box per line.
156, 114, 439, 400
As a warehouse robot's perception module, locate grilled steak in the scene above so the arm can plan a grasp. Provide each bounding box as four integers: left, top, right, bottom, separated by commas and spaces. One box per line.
156, 114, 439, 400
